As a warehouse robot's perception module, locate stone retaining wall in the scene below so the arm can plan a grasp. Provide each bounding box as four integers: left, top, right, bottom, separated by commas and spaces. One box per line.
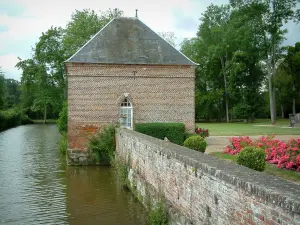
115, 128, 300, 225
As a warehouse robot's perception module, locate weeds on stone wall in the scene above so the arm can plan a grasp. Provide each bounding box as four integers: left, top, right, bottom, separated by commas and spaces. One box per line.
115, 159, 130, 189
113, 155, 131, 189
149, 200, 168, 225
88, 124, 116, 165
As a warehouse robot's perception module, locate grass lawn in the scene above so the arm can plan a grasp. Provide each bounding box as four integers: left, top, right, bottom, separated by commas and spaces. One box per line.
32, 119, 57, 124
210, 152, 300, 183
197, 119, 300, 136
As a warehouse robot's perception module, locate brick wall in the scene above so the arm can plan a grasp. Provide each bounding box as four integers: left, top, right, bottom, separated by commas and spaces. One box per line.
116, 129, 300, 225
66, 63, 195, 164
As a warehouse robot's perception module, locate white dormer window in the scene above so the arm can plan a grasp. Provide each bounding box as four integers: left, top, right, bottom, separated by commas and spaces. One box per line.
120, 98, 133, 129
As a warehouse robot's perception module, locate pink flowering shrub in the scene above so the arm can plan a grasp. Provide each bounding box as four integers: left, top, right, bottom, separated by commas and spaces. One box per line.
195, 127, 209, 138
223, 135, 300, 172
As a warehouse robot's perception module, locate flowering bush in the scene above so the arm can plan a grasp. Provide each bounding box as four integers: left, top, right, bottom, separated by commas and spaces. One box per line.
195, 127, 209, 138
223, 135, 300, 172
223, 136, 253, 155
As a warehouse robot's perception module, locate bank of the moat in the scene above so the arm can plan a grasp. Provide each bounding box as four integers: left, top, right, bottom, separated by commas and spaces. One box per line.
0, 125, 148, 225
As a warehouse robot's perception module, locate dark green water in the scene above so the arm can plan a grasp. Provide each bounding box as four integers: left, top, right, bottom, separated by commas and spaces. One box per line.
0, 124, 148, 225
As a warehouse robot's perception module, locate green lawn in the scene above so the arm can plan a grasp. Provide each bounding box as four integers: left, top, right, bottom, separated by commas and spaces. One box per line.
197, 119, 300, 136
210, 152, 300, 183
32, 119, 57, 124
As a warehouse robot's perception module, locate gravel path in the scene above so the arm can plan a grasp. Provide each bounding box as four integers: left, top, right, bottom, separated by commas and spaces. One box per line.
205, 135, 300, 154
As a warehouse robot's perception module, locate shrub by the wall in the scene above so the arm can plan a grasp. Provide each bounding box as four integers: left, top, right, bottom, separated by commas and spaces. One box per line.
237, 147, 266, 172
195, 127, 209, 138
58, 132, 67, 155
184, 132, 198, 140
57, 101, 67, 134
135, 123, 185, 145
184, 136, 207, 153
88, 124, 116, 165
0, 109, 32, 131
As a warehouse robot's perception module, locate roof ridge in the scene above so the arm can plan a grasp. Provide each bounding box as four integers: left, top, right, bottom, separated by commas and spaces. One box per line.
64, 18, 116, 63
65, 17, 198, 66
137, 19, 198, 66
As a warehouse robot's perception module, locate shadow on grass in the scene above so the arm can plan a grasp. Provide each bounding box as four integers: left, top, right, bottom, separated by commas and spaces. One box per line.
210, 152, 300, 183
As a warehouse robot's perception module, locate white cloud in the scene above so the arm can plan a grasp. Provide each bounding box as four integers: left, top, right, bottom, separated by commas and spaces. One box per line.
0, 53, 22, 80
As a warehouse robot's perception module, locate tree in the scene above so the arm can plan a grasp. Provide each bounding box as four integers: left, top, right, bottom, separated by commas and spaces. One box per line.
158, 32, 177, 47
231, 0, 300, 124
4, 78, 21, 108
35, 27, 66, 98
16, 59, 60, 123
198, 4, 232, 122
284, 42, 300, 114
0, 67, 5, 110
63, 8, 123, 59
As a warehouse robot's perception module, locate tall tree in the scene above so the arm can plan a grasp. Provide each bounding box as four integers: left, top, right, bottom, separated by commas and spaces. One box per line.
16, 59, 59, 123
0, 67, 5, 110
63, 8, 123, 59
231, 0, 300, 124
284, 42, 300, 114
158, 32, 177, 47
35, 27, 66, 98
198, 4, 232, 122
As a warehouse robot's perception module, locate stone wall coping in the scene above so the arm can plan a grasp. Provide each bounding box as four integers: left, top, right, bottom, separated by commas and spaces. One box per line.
117, 128, 300, 213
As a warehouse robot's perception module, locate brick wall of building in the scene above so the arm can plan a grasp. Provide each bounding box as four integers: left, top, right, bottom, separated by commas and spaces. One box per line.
66, 63, 195, 164
116, 129, 300, 225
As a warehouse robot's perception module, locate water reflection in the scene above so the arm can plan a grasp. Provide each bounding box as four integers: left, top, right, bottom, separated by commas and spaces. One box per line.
0, 125, 147, 225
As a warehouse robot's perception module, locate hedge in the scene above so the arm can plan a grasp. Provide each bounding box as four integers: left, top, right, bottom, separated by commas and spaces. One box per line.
135, 123, 185, 145
0, 109, 32, 132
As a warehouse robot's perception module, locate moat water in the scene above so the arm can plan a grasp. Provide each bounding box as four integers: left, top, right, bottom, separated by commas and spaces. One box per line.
0, 124, 148, 224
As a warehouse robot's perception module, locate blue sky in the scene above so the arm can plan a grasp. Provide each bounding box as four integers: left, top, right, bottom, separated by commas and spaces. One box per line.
0, 0, 299, 80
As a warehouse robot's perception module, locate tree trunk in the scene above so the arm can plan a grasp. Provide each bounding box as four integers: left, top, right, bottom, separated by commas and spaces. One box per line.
293, 98, 296, 115
272, 87, 276, 119
268, 76, 276, 124
220, 55, 229, 123
281, 104, 284, 119
292, 84, 296, 114
224, 75, 229, 123
43, 104, 47, 124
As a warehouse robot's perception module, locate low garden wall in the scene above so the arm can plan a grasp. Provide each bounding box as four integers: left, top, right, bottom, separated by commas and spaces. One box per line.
115, 128, 300, 225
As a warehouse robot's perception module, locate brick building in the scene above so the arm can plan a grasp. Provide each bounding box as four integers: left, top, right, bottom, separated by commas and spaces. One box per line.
65, 16, 197, 165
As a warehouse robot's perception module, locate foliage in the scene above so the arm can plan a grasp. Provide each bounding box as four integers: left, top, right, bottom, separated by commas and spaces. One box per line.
195, 127, 209, 138
149, 200, 168, 225
0, 109, 32, 131
57, 101, 68, 134
237, 147, 266, 171
184, 132, 198, 140
0, 67, 5, 110
15, 8, 123, 121
224, 135, 300, 172
63, 8, 123, 58
181, 1, 300, 122
88, 124, 116, 165
184, 136, 207, 153
58, 132, 67, 155
210, 152, 300, 183
135, 123, 185, 145
224, 136, 253, 155
114, 159, 130, 189
158, 31, 177, 47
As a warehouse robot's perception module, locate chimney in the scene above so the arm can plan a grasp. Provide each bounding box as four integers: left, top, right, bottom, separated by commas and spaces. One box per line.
135, 9, 138, 18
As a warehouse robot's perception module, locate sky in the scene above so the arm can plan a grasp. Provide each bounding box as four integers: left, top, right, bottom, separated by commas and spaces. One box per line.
0, 0, 299, 80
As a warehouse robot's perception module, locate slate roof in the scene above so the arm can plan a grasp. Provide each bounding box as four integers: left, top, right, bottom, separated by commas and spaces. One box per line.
66, 17, 197, 65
